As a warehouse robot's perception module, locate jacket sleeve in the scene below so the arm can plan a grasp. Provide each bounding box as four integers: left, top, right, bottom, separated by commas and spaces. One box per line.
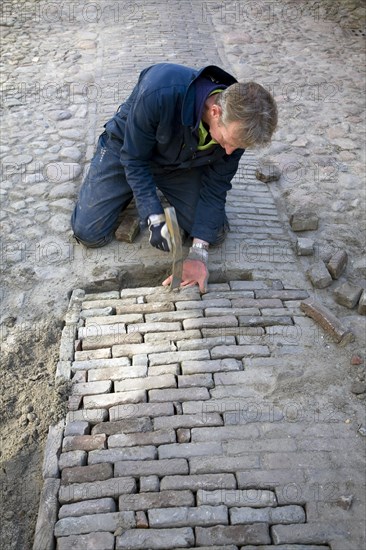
119, 90, 166, 221
190, 148, 244, 243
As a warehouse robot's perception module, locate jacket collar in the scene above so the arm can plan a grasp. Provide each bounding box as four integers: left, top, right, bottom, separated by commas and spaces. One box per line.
181, 65, 238, 127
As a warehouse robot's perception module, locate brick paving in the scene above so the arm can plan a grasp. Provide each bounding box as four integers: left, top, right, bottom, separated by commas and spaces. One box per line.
29, 1, 365, 549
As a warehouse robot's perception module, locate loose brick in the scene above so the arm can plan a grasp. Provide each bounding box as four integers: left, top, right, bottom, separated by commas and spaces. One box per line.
62, 435, 106, 452
88, 364, 147, 381
116, 527, 194, 549
61, 463, 113, 485
289, 211, 319, 231
71, 380, 112, 396
59, 450, 87, 471
74, 348, 111, 361
197, 489, 276, 507
230, 504, 305, 524
118, 490, 194, 511
160, 473, 236, 491
114, 458, 188, 477
296, 237, 315, 256
91, 417, 152, 435
83, 332, 143, 350
149, 387, 210, 402
83, 390, 146, 409
148, 505, 228, 528
66, 409, 108, 424
88, 446, 157, 464
140, 475, 160, 492
33, 478, 60, 550
72, 357, 130, 371
59, 477, 136, 504
59, 498, 116, 519
210, 345, 270, 359
109, 429, 176, 447
327, 250, 348, 279
333, 281, 363, 309
177, 336, 236, 351
183, 315, 238, 330
307, 261, 333, 288
55, 511, 135, 537
109, 402, 174, 421
112, 341, 175, 357
154, 413, 223, 430
358, 289, 366, 314
114, 374, 176, 392
271, 523, 349, 545
181, 358, 243, 374
57, 532, 115, 550
159, 442, 223, 459
190, 455, 259, 473
195, 524, 270, 546
300, 298, 355, 344
145, 329, 201, 343
178, 374, 214, 388
149, 349, 210, 366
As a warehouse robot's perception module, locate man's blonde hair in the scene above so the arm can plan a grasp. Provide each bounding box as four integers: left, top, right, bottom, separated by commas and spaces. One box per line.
216, 82, 278, 148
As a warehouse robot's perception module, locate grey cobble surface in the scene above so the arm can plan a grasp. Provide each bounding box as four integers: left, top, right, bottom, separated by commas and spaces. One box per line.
3, 1, 363, 550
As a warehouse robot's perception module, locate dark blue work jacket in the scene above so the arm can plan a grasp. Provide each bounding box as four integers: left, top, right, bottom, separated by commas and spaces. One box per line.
105, 63, 245, 243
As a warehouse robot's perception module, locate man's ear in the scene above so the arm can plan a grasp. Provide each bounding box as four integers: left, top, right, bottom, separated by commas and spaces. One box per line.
211, 103, 222, 119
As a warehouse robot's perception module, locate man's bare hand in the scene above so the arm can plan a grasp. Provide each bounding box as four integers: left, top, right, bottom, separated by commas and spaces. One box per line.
162, 258, 208, 293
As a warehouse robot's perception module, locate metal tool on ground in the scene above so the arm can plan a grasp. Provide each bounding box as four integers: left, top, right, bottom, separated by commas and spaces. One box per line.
164, 206, 183, 290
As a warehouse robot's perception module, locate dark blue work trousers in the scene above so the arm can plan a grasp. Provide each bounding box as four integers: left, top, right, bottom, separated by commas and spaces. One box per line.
71, 132, 228, 247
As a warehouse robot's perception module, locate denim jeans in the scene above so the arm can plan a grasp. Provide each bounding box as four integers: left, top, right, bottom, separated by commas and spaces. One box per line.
71, 132, 229, 248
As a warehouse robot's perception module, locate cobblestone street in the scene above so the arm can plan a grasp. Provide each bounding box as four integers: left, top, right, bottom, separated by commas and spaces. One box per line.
0, 1, 365, 549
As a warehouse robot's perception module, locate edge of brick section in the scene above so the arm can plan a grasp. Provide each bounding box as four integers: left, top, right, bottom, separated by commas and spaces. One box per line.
300, 297, 355, 346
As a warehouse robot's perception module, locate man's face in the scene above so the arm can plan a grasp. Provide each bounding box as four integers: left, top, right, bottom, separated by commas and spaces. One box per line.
209, 117, 244, 155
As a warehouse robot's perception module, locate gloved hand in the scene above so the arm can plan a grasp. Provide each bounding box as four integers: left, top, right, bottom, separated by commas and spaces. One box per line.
162, 246, 209, 293
148, 213, 171, 252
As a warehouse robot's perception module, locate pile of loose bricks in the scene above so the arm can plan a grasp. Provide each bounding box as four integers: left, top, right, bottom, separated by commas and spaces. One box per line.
34, 281, 361, 549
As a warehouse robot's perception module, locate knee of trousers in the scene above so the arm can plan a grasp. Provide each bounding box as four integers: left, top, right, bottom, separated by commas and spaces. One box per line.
71, 213, 113, 248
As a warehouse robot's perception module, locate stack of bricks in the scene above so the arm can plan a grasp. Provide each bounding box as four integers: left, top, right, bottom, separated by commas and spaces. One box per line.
34, 282, 365, 550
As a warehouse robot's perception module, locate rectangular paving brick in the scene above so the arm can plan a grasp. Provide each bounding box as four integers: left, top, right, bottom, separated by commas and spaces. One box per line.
83, 390, 146, 409
78, 323, 126, 339
238, 316, 293, 327
61, 463, 113, 485
115, 302, 175, 314
178, 374, 214, 388
91, 417, 152, 435
59, 450, 87, 471
154, 413, 223, 430
210, 345, 270, 359
59, 498, 116, 519
160, 473, 237, 491
204, 307, 261, 317
72, 357, 130, 371
145, 288, 200, 302
66, 409, 108, 424
255, 290, 309, 300
83, 291, 120, 301
149, 387, 210, 402
114, 459, 188, 477
118, 490, 194, 511
230, 298, 283, 308
114, 374, 176, 392
230, 504, 305, 524
59, 477, 136, 504
202, 291, 255, 300
191, 425, 260, 442
74, 348, 112, 361
55, 510, 135, 536
197, 489, 276, 507
71, 380, 112, 396
190, 455, 259, 474
82, 332, 143, 350
145, 330, 201, 343
183, 316, 239, 330
126, 321, 182, 333
88, 446, 157, 464
229, 281, 269, 290
236, 469, 306, 490
158, 442, 223, 459
113, 341, 175, 358
108, 429, 176, 447
85, 313, 144, 325
177, 336, 236, 351
57, 532, 115, 550
181, 358, 243, 374
149, 349, 210, 366
195, 524, 270, 546
242, 546, 330, 550
148, 364, 180, 376
116, 527, 194, 549
226, 439, 297, 454
109, 402, 174, 421
271, 523, 349, 545
201, 327, 265, 338
148, 505, 228, 527
262, 451, 333, 470
88, 365, 147, 381
120, 287, 158, 298
144, 310, 203, 322
62, 435, 107, 452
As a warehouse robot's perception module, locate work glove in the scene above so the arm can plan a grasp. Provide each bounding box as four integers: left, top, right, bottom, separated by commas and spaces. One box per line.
148, 213, 171, 252
162, 246, 209, 293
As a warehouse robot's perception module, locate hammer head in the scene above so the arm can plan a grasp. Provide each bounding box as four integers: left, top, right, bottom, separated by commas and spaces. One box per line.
164, 206, 183, 290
